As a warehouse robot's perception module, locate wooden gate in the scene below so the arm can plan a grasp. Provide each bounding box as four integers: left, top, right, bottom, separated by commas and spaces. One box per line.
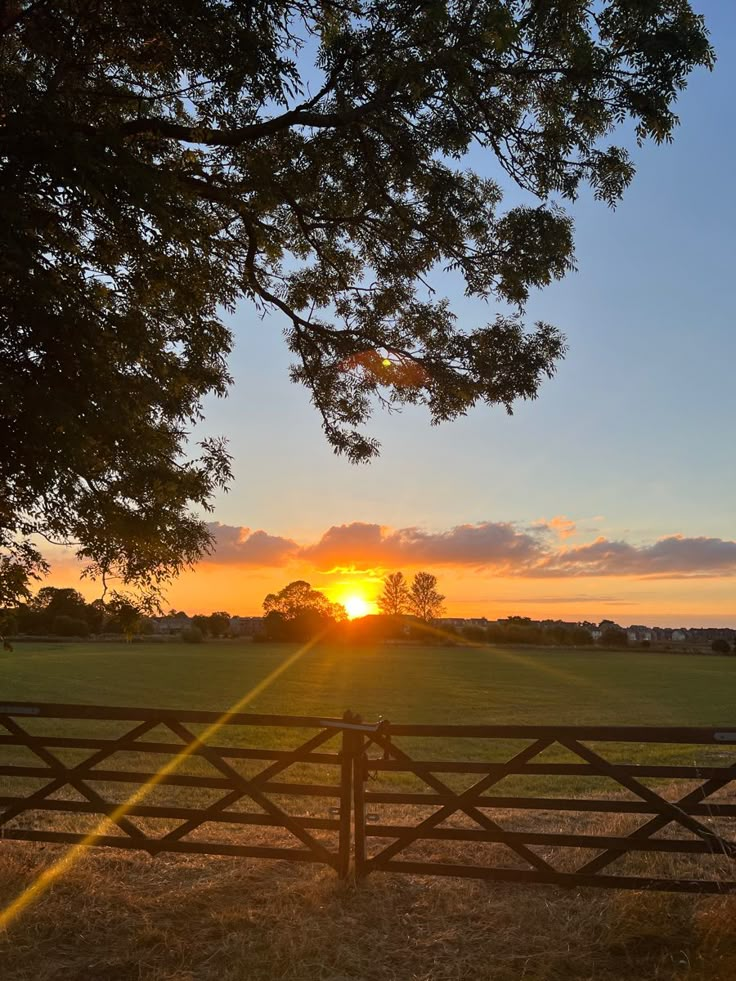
0, 701, 375, 877
353, 722, 736, 893
2, 704, 736, 893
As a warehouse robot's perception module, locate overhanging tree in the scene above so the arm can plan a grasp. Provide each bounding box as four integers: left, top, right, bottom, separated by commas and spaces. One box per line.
0, 1, 713, 603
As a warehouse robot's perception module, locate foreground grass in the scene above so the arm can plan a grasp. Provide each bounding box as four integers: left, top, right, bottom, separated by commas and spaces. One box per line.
2, 840, 736, 981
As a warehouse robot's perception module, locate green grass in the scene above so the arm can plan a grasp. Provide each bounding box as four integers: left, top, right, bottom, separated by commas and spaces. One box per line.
1, 639, 735, 726
2, 639, 736, 797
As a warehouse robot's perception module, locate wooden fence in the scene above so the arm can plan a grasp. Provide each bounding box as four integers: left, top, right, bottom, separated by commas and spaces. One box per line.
354, 722, 736, 892
0, 701, 376, 876
2, 702, 736, 892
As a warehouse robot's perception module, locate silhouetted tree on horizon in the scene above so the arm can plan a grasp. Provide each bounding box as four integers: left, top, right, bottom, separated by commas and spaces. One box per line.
262, 581, 346, 641
408, 572, 445, 624
377, 572, 410, 617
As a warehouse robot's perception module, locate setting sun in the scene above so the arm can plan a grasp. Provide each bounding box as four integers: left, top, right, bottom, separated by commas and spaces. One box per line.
343, 594, 372, 619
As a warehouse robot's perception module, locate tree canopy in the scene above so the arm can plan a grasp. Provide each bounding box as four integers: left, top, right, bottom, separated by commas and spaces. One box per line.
262, 579, 346, 640
1, 1, 713, 603
378, 571, 410, 616
263, 580, 346, 622
408, 571, 445, 622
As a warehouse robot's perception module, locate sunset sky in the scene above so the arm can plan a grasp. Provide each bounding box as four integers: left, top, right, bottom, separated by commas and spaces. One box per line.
49, 4, 735, 627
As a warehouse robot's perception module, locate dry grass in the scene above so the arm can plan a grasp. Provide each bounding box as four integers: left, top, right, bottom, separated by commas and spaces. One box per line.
2, 819, 736, 981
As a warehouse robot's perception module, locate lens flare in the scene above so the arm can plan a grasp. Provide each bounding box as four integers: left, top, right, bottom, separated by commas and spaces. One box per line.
0, 634, 324, 931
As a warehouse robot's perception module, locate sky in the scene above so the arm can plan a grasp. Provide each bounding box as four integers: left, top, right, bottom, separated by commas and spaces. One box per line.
50, 2, 736, 626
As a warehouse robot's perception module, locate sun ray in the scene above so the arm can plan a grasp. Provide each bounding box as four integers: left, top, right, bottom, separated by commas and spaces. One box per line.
0, 633, 325, 931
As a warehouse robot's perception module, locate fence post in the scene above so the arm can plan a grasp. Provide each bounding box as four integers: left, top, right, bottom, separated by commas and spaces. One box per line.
352, 715, 367, 879
337, 710, 355, 879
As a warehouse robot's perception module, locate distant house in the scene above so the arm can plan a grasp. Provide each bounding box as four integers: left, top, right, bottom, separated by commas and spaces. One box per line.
229, 616, 264, 637
438, 617, 488, 633
438, 618, 466, 630
151, 613, 191, 635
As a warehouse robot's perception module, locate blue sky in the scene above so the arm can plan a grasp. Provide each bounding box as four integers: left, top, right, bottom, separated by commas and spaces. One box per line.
133, 3, 735, 624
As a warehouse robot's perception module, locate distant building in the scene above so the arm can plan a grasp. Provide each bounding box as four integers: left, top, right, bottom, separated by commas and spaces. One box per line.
150, 613, 191, 635
438, 617, 488, 633
229, 616, 264, 637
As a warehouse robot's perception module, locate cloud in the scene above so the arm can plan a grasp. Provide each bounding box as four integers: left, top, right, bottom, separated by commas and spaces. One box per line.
534, 535, 736, 579
200, 520, 736, 580
206, 523, 298, 566
301, 521, 544, 571
534, 515, 577, 539
493, 595, 633, 605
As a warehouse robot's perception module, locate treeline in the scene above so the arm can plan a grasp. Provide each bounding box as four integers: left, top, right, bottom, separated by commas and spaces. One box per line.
450, 619, 596, 647
0, 587, 147, 639
258, 575, 447, 642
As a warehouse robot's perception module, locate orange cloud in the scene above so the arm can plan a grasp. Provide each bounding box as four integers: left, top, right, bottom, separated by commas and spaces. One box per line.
201, 520, 736, 580
534, 515, 577, 539
204, 523, 298, 565
300, 521, 544, 571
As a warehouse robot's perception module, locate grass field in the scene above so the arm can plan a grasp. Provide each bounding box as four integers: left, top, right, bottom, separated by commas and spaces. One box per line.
3, 638, 736, 790
2, 641, 736, 980
2, 639, 736, 726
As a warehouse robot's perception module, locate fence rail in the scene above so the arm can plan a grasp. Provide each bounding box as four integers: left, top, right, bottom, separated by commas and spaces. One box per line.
2, 702, 736, 892
354, 721, 736, 892
0, 701, 378, 877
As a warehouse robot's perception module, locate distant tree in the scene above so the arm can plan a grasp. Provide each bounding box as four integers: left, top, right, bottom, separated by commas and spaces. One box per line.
208, 612, 231, 638
377, 572, 410, 617
105, 594, 143, 643
262, 581, 346, 641
712, 639, 732, 655
52, 614, 90, 637
408, 573, 445, 623
33, 587, 88, 620
264, 581, 346, 623
182, 626, 204, 644
85, 598, 106, 634
15, 586, 89, 634
0, 609, 17, 650
569, 628, 594, 647
600, 627, 628, 648
191, 615, 211, 637
1, 1, 713, 605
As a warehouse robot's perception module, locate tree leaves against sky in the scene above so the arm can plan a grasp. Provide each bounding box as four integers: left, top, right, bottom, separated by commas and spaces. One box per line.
0, 1, 713, 602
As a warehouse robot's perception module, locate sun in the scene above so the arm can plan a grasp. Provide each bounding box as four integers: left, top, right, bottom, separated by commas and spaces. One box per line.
343, 594, 372, 620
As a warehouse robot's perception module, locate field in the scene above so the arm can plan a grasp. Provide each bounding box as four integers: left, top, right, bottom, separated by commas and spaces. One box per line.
2, 640, 736, 980
2, 638, 736, 726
